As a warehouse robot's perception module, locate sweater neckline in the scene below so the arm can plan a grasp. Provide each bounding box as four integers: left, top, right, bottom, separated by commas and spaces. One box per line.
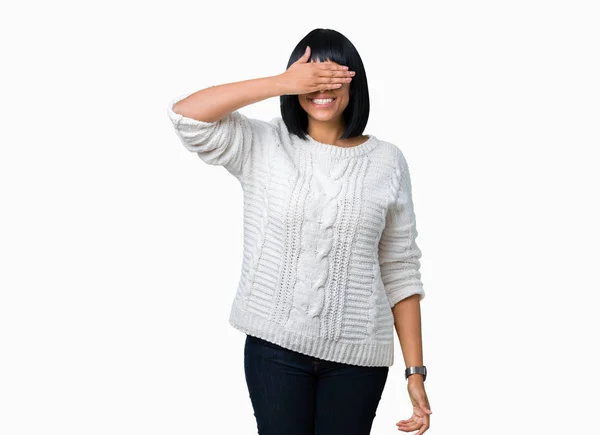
300, 133, 379, 158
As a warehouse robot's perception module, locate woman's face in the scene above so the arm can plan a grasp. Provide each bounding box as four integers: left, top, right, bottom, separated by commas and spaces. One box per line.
298, 59, 351, 124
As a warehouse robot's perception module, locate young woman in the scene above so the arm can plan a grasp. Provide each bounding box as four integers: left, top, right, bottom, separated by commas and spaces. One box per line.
167, 28, 432, 435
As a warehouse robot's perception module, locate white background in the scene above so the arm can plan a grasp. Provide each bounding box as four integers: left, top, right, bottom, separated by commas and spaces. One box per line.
1, 0, 599, 434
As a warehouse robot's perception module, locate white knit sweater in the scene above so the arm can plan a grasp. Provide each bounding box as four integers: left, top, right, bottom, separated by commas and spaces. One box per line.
167, 92, 426, 367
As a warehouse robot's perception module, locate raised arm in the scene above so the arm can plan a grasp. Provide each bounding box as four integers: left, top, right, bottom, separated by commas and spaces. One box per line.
171, 77, 283, 124
167, 45, 355, 180
167, 76, 282, 180
171, 45, 353, 122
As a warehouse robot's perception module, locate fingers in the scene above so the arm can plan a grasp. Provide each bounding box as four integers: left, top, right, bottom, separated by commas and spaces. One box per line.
295, 45, 311, 63
314, 62, 349, 71
300, 57, 355, 92
313, 70, 355, 89
396, 420, 429, 434
396, 412, 431, 434
313, 63, 354, 81
312, 73, 352, 92
315, 69, 355, 79
314, 76, 353, 87
314, 83, 343, 92
397, 419, 413, 426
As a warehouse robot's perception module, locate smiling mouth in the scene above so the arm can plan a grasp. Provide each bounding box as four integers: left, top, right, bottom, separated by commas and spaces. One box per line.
307, 97, 337, 107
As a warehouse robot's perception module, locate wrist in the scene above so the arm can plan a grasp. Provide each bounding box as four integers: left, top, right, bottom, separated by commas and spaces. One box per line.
269, 74, 290, 97
407, 374, 425, 383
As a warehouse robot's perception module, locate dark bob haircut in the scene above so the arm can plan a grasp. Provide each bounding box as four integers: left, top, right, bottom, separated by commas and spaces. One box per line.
280, 28, 370, 141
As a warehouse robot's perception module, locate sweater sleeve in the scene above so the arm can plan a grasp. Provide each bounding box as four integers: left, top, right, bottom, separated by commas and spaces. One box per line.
166, 92, 273, 180
378, 150, 426, 308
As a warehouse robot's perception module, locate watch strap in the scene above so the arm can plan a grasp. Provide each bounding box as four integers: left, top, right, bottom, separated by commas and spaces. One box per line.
405, 365, 427, 381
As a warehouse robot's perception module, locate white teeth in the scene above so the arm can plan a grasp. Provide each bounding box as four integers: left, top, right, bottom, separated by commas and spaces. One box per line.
311, 98, 334, 104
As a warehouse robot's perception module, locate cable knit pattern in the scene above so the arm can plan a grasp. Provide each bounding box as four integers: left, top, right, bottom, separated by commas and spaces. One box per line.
307, 157, 346, 320
167, 93, 425, 367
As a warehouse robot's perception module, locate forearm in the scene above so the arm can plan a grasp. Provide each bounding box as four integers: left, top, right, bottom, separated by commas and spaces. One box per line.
172, 75, 286, 123
392, 294, 424, 381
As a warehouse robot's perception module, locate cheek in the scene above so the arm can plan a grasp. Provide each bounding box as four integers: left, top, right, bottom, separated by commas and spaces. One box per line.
339, 87, 350, 103
338, 94, 350, 109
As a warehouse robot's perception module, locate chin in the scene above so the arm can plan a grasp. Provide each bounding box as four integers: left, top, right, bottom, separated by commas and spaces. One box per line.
302, 106, 343, 121
306, 111, 339, 122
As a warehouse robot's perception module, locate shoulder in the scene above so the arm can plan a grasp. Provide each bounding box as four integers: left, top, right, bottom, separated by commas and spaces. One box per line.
244, 115, 285, 140
243, 113, 279, 136
370, 138, 409, 168
263, 116, 296, 150
239, 114, 286, 151
370, 139, 417, 195
266, 116, 287, 137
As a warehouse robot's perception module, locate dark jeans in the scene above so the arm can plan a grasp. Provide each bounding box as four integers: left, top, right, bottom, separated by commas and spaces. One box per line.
244, 334, 389, 435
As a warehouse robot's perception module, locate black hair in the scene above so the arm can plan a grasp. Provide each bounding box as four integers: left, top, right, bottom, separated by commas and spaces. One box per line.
280, 28, 370, 141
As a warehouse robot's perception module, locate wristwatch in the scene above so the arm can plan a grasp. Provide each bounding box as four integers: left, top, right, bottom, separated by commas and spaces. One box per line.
405, 366, 427, 381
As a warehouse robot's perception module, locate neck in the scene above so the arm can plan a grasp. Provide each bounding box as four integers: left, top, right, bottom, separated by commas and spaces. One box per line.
307, 118, 345, 146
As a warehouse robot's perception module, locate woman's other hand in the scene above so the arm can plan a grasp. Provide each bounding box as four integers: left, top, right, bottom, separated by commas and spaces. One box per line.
275, 45, 355, 95
396, 377, 432, 434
